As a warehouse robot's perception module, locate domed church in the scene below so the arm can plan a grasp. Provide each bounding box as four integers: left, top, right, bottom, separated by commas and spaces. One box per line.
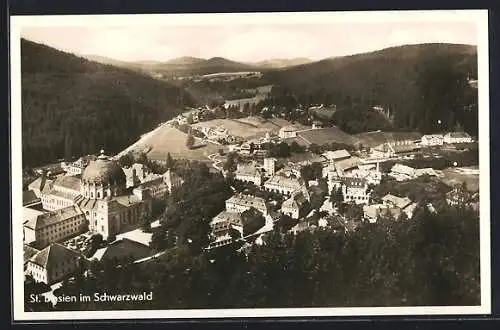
67, 150, 153, 240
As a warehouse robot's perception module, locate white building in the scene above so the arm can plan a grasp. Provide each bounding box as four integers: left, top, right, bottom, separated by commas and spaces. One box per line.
281, 191, 309, 219
264, 173, 306, 196
138, 176, 169, 201
28, 176, 53, 198
322, 149, 351, 162
421, 134, 444, 146
443, 132, 473, 144
381, 193, 418, 219
162, 169, 184, 193
345, 163, 382, 186
278, 125, 305, 139
208, 211, 243, 249
225, 193, 268, 215
23, 205, 86, 249
234, 162, 263, 186
62, 155, 98, 176
342, 177, 370, 205
263, 158, 277, 177
40, 176, 81, 211
389, 163, 416, 181
122, 163, 153, 188
26, 243, 81, 285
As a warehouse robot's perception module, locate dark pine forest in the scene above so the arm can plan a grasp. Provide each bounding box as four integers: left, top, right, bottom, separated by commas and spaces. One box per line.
21, 39, 194, 167
263, 43, 478, 135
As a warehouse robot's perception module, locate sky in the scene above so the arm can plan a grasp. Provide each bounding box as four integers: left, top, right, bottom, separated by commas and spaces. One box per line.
20, 18, 477, 63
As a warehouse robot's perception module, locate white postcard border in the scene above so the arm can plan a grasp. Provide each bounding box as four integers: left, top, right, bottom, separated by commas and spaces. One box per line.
10, 10, 491, 321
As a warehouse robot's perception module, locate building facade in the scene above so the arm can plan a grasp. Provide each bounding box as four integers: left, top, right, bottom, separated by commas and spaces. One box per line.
281, 191, 309, 219
234, 162, 263, 185
225, 193, 268, 215
443, 132, 473, 144
208, 210, 243, 249
62, 155, 98, 176
421, 134, 444, 146
26, 243, 81, 285
40, 176, 81, 211
23, 205, 86, 249
342, 177, 370, 205
264, 173, 305, 196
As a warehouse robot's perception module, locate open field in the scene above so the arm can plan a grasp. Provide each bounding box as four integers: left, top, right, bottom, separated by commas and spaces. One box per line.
125, 125, 222, 161
191, 116, 291, 139
438, 166, 479, 192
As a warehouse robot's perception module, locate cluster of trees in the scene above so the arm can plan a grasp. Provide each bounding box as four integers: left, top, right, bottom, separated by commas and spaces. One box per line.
241, 207, 266, 237
178, 75, 271, 106
300, 163, 323, 182
154, 161, 233, 253
21, 39, 194, 167
308, 141, 356, 155
371, 175, 451, 206
117, 152, 169, 174
36, 200, 479, 311
330, 105, 394, 134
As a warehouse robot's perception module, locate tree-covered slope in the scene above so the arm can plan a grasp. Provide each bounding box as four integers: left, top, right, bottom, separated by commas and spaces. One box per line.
264, 43, 478, 135
21, 39, 194, 167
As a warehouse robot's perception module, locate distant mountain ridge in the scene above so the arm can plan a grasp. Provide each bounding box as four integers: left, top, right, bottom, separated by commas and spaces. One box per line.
253, 57, 312, 68
81, 54, 314, 75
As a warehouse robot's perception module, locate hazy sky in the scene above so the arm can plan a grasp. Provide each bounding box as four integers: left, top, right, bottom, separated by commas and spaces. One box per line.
21, 21, 477, 62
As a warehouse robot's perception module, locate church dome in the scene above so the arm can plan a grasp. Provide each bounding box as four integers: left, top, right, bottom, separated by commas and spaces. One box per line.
81, 150, 126, 185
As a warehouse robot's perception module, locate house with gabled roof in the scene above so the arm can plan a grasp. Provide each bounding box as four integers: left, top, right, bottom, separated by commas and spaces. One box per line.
26, 243, 82, 285
28, 175, 53, 198
90, 238, 153, 263
24, 245, 40, 270
281, 190, 310, 219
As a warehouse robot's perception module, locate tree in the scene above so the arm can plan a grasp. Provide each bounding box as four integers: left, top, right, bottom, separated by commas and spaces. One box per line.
270, 142, 291, 158
223, 152, 238, 172
249, 142, 255, 154
330, 186, 344, 208
275, 214, 299, 232
309, 143, 322, 154
290, 141, 305, 153
165, 152, 175, 169
229, 228, 242, 241
344, 202, 363, 222
118, 153, 134, 168
78, 219, 89, 233
107, 234, 116, 243
150, 230, 166, 251
241, 207, 266, 237
186, 134, 195, 150
300, 163, 323, 182
141, 216, 152, 233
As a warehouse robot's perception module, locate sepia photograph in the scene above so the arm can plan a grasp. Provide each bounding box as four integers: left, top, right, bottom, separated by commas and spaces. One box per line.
10, 10, 490, 321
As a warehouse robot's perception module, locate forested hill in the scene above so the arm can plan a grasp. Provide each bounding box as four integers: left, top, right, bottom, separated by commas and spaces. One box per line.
21, 39, 194, 167
263, 43, 478, 135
